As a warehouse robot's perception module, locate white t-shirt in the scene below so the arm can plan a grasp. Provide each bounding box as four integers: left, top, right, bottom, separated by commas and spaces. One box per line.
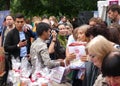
67, 35, 75, 47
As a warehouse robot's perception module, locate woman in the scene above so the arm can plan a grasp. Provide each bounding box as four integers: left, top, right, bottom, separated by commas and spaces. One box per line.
101, 51, 120, 86
48, 24, 67, 60
66, 24, 90, 86
66, 25, 90, 62
65, 22, 73, 38
49, 16, 58, 28
86, 35, 118, 86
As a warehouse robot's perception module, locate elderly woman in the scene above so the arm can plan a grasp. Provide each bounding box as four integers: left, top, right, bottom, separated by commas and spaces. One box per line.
86, 35, 118, 86
65, 24, 90, 86
101, 51, 120, 86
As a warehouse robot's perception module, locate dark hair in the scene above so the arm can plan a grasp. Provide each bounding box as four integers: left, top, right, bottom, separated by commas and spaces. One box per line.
15, 13, 24, 20
5, 15, 15, 21
109, 23, 120, 33
107, 4, 120, 14
85, 24, 110, 40
101, 51, 120, 77
109, 28, 120, 45
36, 22, 51, 36
71, 17, 81, 29
60, 16, 66, 19
42, 15, 48, 20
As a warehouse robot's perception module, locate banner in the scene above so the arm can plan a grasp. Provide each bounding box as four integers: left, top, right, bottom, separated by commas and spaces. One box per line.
108, 0, 119, 5
0, 10, 10, 28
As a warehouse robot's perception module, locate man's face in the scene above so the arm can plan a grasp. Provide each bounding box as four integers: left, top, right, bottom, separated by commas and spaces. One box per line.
62, 17, 67, 22
6, 16, 14, 26
107, 10, 118, 20
15, 18, 25, 30
43, 29, 51, 40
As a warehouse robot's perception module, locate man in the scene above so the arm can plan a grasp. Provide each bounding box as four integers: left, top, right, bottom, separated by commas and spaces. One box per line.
58, 16, 67, 24
4, 13, 34, 59
30, 22, 64, 70
1, 15, 15, 46
107, 4, 120, 24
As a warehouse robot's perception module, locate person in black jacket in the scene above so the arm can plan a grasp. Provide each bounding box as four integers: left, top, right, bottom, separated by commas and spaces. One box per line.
4, 13, 35, 70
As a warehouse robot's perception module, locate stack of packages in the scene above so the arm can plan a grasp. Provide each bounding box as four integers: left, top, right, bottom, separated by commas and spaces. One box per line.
7, 56, 52, 86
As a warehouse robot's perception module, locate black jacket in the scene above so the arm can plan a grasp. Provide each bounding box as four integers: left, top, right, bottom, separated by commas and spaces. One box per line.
82, 62, 100, 86
72, 62, 100, 86
4, 27, 34, 58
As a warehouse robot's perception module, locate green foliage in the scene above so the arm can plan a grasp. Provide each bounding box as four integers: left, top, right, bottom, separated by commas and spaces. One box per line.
0, 0, 10, 10
1, 0, 97, 17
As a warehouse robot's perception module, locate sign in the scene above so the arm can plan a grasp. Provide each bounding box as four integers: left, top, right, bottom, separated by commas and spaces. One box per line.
0, 10, 10, 27
51, 66, 65, 83
109, 0, 119, 5
68, 42, 86, 59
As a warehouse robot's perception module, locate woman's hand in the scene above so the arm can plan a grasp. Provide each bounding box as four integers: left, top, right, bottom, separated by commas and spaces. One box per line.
66, 53, 76, 61
80, 55, 88, 62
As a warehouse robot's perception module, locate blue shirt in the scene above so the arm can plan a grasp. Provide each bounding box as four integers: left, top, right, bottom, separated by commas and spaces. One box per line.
19, 31, 27, 57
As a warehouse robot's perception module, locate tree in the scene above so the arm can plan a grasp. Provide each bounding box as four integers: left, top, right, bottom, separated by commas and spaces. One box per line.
9, 0, 97, 17
0, 0, 10, 10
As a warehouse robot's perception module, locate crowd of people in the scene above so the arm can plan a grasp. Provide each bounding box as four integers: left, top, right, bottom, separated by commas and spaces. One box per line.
0, 4, 120, 86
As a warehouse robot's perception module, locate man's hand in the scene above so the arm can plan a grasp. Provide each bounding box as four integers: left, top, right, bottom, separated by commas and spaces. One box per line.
17, 40, 27, 47
23, 25, 30, 32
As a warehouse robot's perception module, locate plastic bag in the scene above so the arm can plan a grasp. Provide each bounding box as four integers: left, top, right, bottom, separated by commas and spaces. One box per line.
20, 57, 32, 78
7, 70, 20, 86
11, 56, 21, 70
69, 59, 85, 69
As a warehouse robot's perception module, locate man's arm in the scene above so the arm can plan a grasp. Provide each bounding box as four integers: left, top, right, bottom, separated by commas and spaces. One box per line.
40, 45, 60, 68
4, 32, 19, 52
